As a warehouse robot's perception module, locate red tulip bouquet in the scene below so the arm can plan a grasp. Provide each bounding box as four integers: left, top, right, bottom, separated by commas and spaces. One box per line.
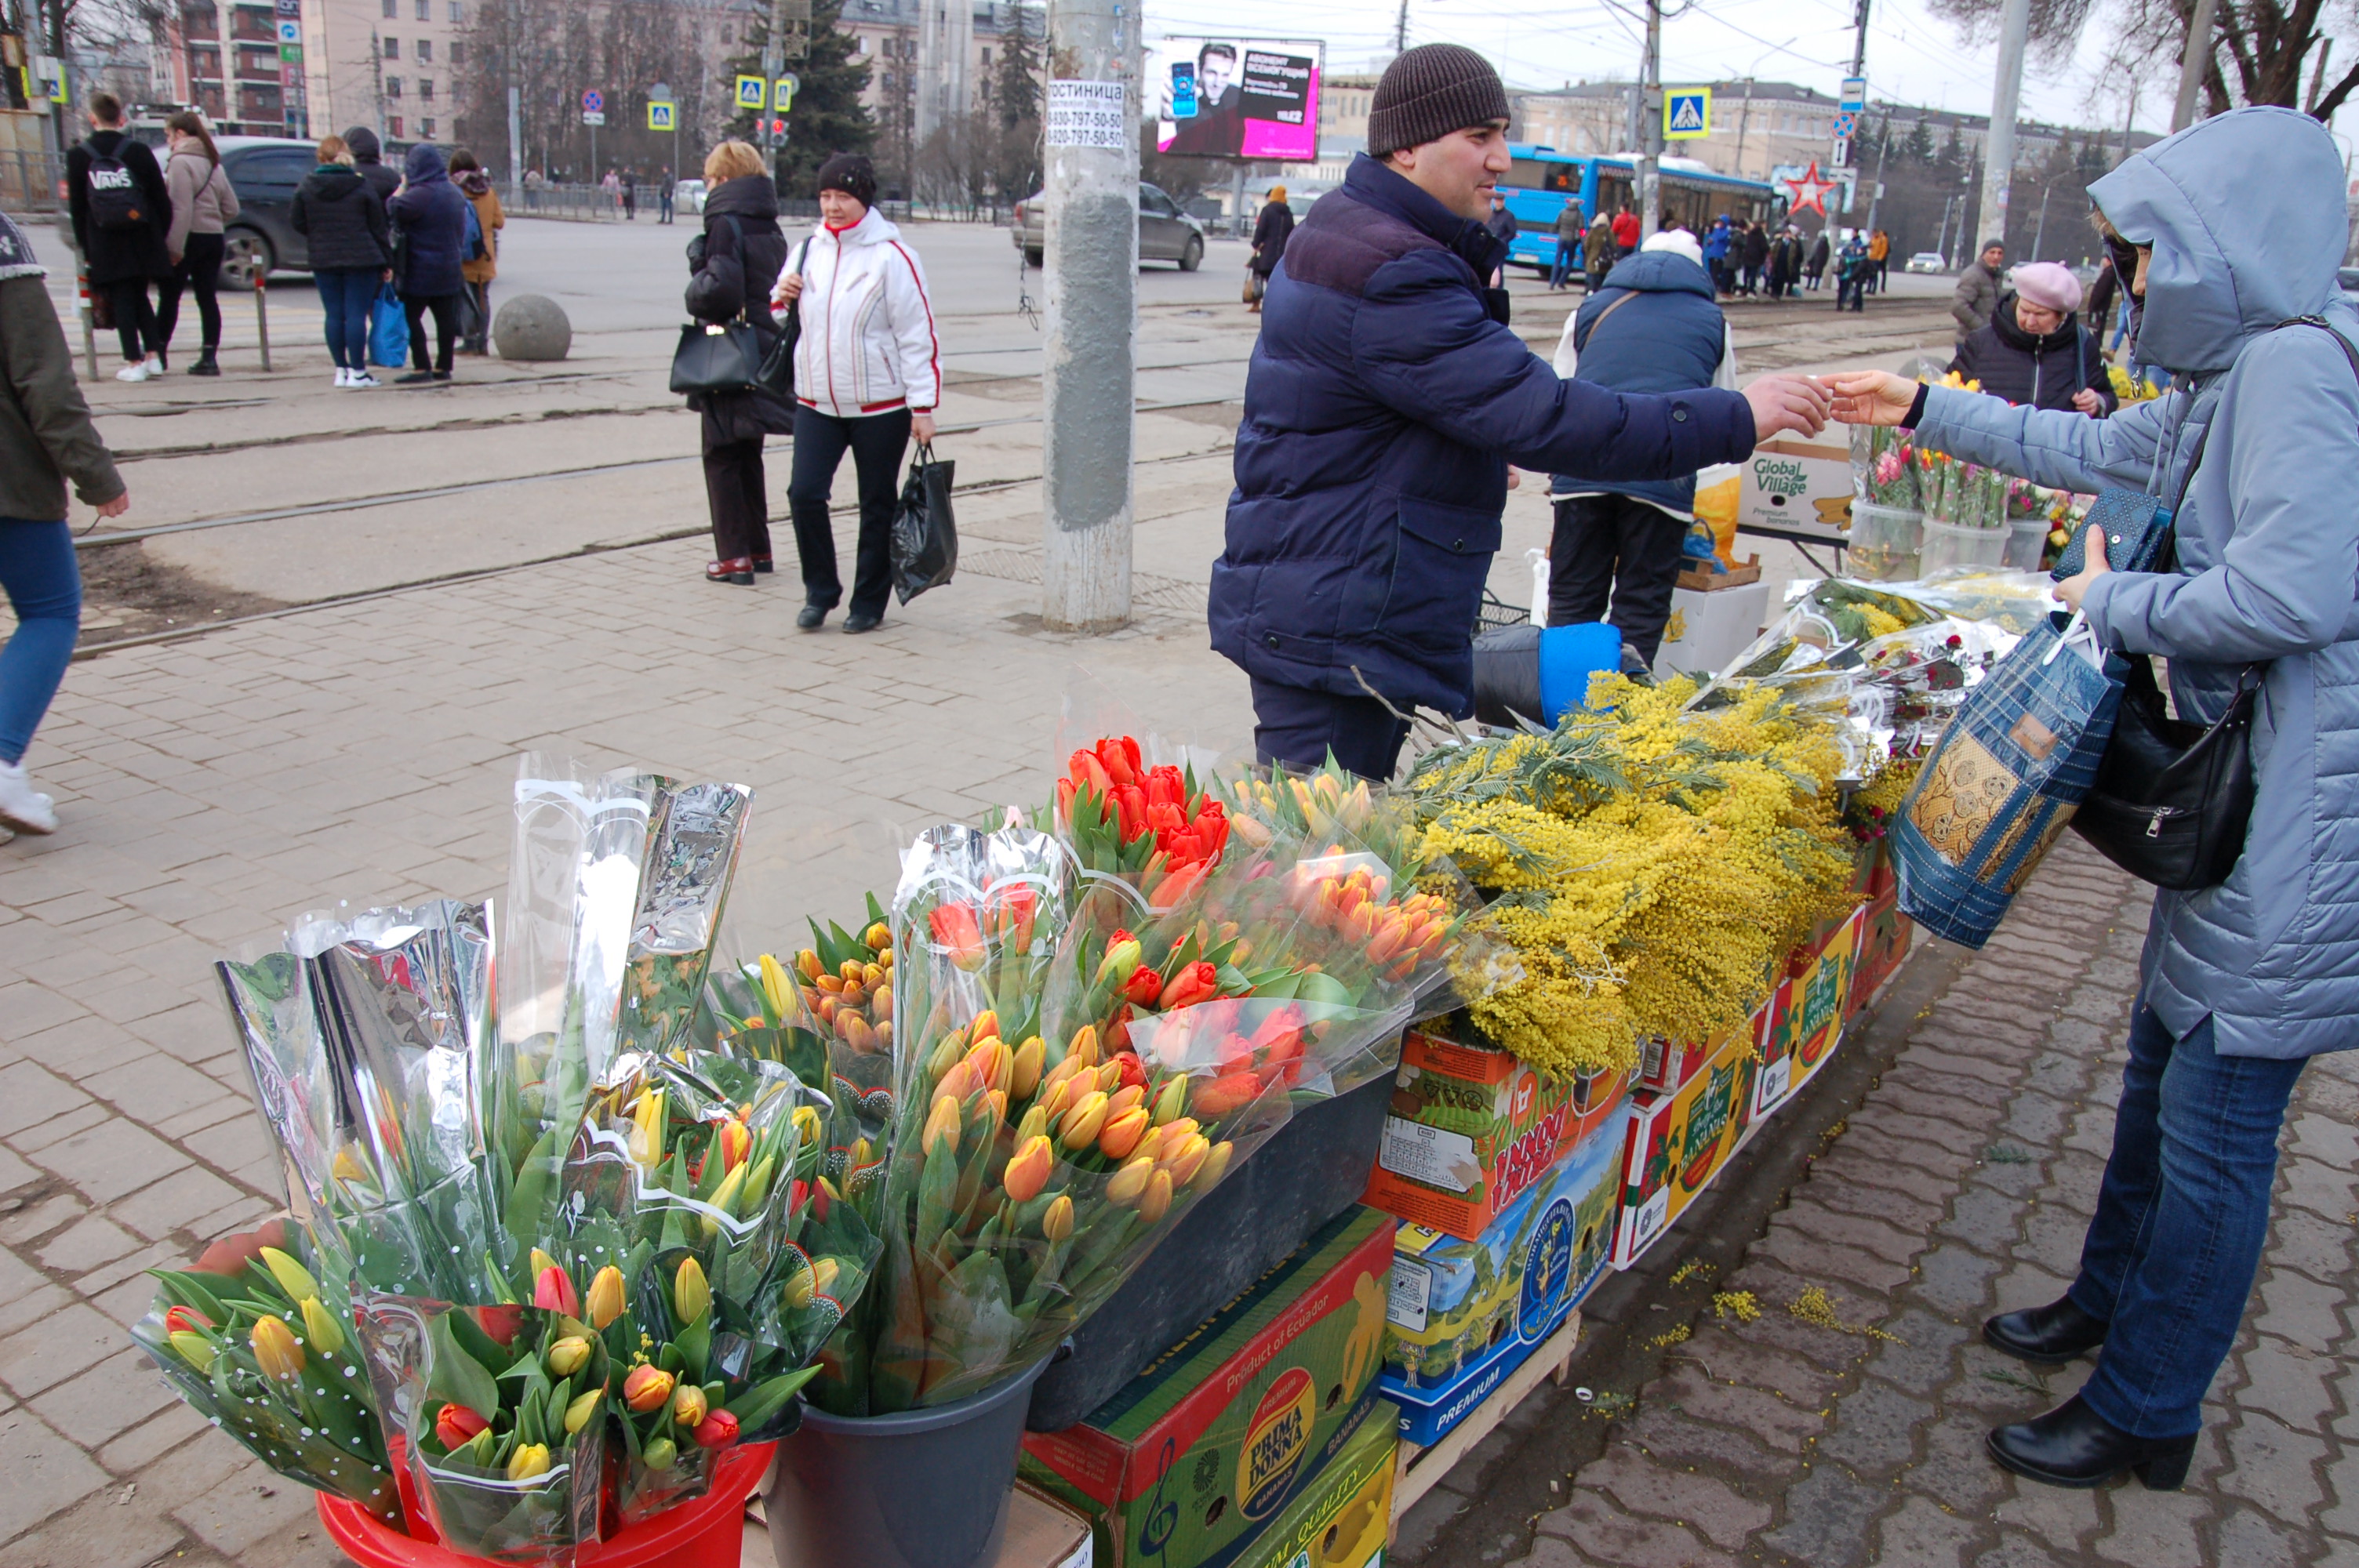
1052, 736, 1232, 908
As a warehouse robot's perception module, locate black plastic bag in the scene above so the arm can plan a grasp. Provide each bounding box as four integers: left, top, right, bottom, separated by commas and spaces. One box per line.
889, 441, 958, 604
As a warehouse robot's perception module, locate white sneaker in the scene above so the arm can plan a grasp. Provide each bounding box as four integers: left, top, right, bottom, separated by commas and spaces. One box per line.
0, 762, 59, 835
114, 360, 152, 383
335, 366, 352, 387
349, 370, 380, 388
145, 354, 166, 377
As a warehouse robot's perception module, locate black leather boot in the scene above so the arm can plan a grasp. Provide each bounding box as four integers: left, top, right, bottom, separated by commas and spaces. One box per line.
189, 346, 220, 376
1987, 1394, 2196, 1490
1983, 1295, 2108, 1365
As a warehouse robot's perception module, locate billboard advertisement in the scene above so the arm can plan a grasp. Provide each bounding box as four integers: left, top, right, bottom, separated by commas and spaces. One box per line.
1151, 37, 1324, 163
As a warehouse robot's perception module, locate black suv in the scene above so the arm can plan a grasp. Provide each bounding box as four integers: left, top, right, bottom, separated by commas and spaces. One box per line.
211, 135, 333, 284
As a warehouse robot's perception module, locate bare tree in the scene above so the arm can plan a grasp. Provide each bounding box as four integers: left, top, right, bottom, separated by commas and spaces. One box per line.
1935, 0, 2359, 121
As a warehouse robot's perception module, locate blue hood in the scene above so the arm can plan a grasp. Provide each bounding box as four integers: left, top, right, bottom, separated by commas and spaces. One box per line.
2090, 106, 2351, 374
403, 143, 450, 185
1598, 249, 1714, 299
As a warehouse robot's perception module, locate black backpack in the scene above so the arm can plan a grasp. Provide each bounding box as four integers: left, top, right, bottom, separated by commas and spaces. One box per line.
83, 140, 148, 231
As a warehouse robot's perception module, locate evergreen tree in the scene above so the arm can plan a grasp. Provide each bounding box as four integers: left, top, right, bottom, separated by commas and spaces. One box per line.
1902, 117, 1936, 167
1936, 124, 1967, 186
995, 2, 1042, 130
721, 0, 875, 194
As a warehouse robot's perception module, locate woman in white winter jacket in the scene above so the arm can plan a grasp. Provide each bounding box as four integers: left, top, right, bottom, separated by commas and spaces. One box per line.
771, 153, 939, 633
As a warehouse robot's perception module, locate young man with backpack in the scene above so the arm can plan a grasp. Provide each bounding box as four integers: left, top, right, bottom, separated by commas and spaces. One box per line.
67, 92, 173, 382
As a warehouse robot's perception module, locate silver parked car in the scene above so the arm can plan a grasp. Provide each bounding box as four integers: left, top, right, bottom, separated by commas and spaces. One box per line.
1012, 183, 1205, 270
1904, 251, 1947, 274
673, 179, 707, 216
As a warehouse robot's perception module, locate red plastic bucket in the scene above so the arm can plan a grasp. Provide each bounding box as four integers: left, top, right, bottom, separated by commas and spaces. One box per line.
318, 1442, 773, 1567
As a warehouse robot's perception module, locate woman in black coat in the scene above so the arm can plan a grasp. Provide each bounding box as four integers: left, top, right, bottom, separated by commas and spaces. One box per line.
1245, 185, 1293, 313
65, 93, 172, 379
685, 142, 793, 586
387, 143, 472, 383
1948, 265, 2117, 417
291, 135, 391, 388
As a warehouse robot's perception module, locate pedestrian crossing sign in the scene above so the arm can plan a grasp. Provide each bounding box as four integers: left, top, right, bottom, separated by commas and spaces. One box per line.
648, 100, 675, 130
1664, 88, 1710, 139
736, 74, 767, 111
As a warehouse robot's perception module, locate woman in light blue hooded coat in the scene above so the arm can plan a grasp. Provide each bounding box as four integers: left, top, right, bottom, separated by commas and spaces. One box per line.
1830, 106, 2359, 1491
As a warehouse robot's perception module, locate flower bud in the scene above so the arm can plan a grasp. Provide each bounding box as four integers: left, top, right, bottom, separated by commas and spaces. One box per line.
162, 1304, 212, 1335
1096, 937, 1143, 986
1106, 1082, 1145, 1116
546, 1335, 591, 1377
533, 1263, 580, 1318
300, 1294, 346, 1356
586, 1265, 627, 1330
507, 1443, 552, 1483
1137, 1168, 1175, 1225
250, 1314, 304, 1381
864, 921, 892, 949
1105, 1154, 1155, 1205
1014, 1102, 1050, 1147
435, 1403, 489, 1450
796, 949, 824, 980
564, 1388, 605, 1435
1002, 1134, 1056, 1204
922, 1094, 962, 1158
674, 1256, 711, 1327
623, 1363, 676, 1413
970, 1009, 1001, 1044
693, 1408, 741, 1449
1010, 1036, 1046, 1100
642, 1436, 678, 1472
258, 1247, 319, 1305
1161, 1132, 1213, 1186
1098, 1106, 1151, 1161
1058, 1091, 1110, 1152
672, 1385, 709, 1428
169, 1330, 216, 1370
1152, 1075, 1191, 1123
1193, 1140, 1234, 1190
1067, 1024, 1100, 1069
1041, 1193, 1075, 1243
718, 1119, 754, 1174
1096, 1060, 1125, 1093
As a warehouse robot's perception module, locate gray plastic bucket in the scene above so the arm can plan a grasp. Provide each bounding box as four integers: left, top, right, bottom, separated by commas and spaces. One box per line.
765, 1355, 1054, 1568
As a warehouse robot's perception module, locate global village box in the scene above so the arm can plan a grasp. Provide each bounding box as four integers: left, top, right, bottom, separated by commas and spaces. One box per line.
1738, 436, 1856, 539
1379, 1103, 1627, 1447
1019, 1206, 1396, 1568
1612, 1024, 1763, 1268
1361, 1021, 1630, 1241
1230, 1410, 1397, 1568
1753, 903, 1866, 1120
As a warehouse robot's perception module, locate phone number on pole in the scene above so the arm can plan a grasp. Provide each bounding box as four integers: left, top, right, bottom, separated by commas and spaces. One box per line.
1047, 80, 1128, 149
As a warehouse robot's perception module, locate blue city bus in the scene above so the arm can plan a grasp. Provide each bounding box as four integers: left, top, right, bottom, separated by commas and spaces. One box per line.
1496, 144, 1781, 274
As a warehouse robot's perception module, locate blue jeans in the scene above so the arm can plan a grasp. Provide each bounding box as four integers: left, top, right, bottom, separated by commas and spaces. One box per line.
1550, 240, 1578, 289
2069, 1004, 2306, 1438
0, 518, 82, 766
315, 267, 378, 370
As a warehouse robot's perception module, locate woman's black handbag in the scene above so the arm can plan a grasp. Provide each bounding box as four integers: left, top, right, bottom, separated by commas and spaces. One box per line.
2073, 657, 2258, 891
756, 238, 812, 398
670, 316, 762, 394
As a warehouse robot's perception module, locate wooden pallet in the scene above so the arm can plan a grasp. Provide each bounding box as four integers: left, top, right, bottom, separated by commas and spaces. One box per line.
1390, 1312, 1584, 1525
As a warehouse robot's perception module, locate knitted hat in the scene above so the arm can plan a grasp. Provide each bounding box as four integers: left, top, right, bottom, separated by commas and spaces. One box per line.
2012, 260, 2083, 314
1368, 44, 1510, 158
1641, 228, 1704, 267
816, 152, 878, 207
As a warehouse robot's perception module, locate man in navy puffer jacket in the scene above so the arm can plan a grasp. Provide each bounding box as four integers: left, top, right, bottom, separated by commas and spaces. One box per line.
1209, 44, 1830, 778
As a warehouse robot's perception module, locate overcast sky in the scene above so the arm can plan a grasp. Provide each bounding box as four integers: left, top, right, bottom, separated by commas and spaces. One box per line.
1148, 0, 2357, 143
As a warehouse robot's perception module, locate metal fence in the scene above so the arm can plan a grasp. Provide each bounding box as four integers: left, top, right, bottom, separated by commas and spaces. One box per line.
2, 150, 67, 215
510, 182, 910, 225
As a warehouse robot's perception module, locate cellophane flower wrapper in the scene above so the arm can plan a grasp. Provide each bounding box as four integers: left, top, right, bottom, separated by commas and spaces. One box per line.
354, 1295, 605, 1566
1850, 424, 1920, 507
1048, 735, 1233, 910
554, 1047, 873, 1438
134, 1223, 399, 1524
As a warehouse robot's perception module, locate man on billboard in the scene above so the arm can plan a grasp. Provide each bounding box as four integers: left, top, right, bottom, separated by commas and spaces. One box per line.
1208, 43, 1832, 779
1165, 42, 1245, 157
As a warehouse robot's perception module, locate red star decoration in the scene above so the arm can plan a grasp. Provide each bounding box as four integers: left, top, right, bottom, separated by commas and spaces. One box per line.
1782, 161, 1840, 216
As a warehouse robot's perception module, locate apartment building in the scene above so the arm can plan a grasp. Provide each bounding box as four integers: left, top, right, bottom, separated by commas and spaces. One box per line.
837, 0, 1031, 132
151, 0, 315, 139
1310, 71, 1375, 183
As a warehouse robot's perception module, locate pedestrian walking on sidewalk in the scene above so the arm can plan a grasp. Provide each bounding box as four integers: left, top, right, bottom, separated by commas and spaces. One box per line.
771, 152, 940, 633
1547, 227, 1737, 669
1827, 105, 2359, 1495
67, 91, 172, 382
1953, 238, 2006, 343
292, 135, 391, 388
1701, 214, 1732, 294
1549, 199, 1584, 289
658, 166, 674, 224
1586, 207, 1616, 292
1246, 185, 1293, 311
388, 143, 471, 383
448, 148, 503, 354
157, 111, 237, 378
1739, 220, 1768, 295
1209, 42, 1831, 779
1835, 232, 1870, 311
1611, 205, 1639, 259
1866, 226, 1890, 292
685, 140, 794, 589
0, 207, 128, 836
1805, 228, 1830, 291
623, 169, 638, 221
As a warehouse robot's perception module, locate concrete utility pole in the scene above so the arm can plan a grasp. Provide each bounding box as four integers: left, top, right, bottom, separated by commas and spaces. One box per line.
1841, 0, 1870, 167
1039, 0, 1137, 632
1979, 0, 2030, 254
2172, 0, 2219, 132
763, 0, 788, 158
507, 85, 522, 200
1638, 0, 1662, 238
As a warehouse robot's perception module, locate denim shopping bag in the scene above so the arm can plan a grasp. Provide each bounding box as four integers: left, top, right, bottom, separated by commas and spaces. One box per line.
1889, 612, 2125, 948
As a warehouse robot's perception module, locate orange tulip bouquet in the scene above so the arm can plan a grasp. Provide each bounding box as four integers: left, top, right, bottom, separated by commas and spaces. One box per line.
136, 760, 878, 1565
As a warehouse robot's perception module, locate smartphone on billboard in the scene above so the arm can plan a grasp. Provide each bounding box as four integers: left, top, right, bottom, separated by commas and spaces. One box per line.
1170, 60, 1198, 118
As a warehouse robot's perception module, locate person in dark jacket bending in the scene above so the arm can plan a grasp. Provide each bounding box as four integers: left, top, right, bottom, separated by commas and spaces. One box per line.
1950, 262, 2115, 416
1547, 229, 1736, 666
292, 135, 392, 387
685, 141, 792, 586
66, 92, 173, 381
1208, 43, 1832, 779
387, 143, 471, 383
1246, 186, 1293, 313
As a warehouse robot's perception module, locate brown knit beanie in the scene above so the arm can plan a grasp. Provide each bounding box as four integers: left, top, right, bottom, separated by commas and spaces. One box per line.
1367, 44, 1510, 158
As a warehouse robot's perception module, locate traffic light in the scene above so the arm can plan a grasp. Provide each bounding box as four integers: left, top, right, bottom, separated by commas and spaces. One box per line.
770, 118, 787, 137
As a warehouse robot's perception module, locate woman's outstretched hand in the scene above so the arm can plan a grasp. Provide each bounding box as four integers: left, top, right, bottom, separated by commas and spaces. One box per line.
2056, 522, 2111, 612
1825, 370, 1918, 426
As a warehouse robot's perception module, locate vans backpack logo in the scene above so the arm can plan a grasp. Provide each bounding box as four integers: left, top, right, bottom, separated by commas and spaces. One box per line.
83, 145, 148, 231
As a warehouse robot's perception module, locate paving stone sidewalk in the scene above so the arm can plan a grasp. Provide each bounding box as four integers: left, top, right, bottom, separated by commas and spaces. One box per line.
1435, 839, 2359, 1568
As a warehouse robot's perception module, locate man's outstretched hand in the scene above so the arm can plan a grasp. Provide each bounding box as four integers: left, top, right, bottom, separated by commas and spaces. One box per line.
1743, 374, 1834, 441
